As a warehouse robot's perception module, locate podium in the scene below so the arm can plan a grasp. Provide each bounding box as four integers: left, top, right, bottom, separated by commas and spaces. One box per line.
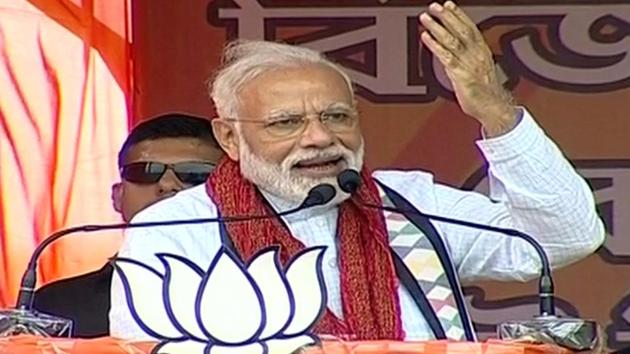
0, 336, 579, 354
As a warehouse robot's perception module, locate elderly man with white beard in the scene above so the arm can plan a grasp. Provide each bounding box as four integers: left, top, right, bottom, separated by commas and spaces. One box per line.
109, 2, 604, 341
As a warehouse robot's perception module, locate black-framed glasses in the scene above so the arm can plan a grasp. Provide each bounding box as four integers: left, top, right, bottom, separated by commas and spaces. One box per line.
120, 161, 215, 185
221, 106, 359, 141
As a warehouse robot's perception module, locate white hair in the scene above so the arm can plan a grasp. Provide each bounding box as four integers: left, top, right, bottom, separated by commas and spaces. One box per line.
209, 40, 355, 118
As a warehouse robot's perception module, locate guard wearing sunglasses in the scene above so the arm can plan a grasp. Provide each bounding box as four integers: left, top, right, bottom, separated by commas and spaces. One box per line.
34, 113, 223, 338
120, 161, 215, 186
112, 117, 223, 222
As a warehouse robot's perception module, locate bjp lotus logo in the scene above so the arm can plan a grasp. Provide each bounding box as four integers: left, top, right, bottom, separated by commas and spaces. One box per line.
114, 246, 327, 354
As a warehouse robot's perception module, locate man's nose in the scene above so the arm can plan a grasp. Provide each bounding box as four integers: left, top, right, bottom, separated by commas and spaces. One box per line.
157, 169, 185, 196
298, 117, 335, 149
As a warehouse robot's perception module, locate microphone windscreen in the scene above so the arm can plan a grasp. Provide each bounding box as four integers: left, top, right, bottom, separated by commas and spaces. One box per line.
337, 169, 361, 194
302, 183, 336, 208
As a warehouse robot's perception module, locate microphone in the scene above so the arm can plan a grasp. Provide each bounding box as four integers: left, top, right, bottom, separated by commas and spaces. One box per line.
336, 169, 599, 351
3, 183, 336, 337
299, 183, 336, 209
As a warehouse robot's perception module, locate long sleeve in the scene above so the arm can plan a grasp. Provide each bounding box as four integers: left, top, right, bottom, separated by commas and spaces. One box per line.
435, 108, 605, 282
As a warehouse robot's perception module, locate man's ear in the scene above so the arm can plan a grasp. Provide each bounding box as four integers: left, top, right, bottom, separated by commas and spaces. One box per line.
111, 182, 123, 213
211, 119, 240, 161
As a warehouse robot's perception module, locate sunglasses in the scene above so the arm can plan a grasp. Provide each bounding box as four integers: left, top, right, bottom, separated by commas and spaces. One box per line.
121, 161, 215, 185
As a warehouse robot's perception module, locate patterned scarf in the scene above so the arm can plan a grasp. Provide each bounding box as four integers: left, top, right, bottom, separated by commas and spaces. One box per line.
206, 158, 404, 340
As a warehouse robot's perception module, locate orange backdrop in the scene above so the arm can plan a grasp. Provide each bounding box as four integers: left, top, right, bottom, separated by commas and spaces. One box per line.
0, 0, 130, 306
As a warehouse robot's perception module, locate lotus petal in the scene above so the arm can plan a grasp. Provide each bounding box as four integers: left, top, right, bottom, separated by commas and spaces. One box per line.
159, 254, 207, 340
247, 247, 294, 339
154, 339, 208, 354
265, 335, 318, 354
113, 258, 182, 339
197, 248, 265, 344
282, 246, 327, 336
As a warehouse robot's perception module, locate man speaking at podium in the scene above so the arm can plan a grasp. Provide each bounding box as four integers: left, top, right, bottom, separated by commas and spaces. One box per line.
110, 1, 605, 341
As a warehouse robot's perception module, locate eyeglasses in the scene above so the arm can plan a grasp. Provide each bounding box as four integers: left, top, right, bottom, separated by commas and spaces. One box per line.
120, 161, 215, 185
222, 108, 359, 140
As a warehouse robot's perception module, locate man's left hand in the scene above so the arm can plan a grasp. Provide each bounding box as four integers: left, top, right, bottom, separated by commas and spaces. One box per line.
419, 1, 518, 137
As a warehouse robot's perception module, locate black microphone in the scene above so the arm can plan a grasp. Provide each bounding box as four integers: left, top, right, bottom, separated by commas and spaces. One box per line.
337, 169, 555, 317
14, 183, 337, 312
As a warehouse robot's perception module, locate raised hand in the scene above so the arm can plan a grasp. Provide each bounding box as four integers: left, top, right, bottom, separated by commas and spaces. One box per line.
420, 1, 518, 137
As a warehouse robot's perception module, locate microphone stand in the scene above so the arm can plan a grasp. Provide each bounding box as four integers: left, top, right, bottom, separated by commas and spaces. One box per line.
337, 169, 601, 351
0, 308, 72, 337
0, 183, 337, 337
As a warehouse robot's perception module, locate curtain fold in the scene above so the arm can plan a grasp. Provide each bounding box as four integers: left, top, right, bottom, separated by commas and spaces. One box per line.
0, 0, 131, 307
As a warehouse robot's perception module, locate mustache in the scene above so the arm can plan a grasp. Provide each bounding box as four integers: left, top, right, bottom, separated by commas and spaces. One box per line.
283, 147, 353, 168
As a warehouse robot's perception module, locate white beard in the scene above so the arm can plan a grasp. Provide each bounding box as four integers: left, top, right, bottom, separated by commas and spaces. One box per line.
238, 137, 364, 206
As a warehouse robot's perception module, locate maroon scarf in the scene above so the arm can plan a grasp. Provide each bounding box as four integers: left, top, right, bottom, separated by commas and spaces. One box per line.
206, 158, 404, 340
